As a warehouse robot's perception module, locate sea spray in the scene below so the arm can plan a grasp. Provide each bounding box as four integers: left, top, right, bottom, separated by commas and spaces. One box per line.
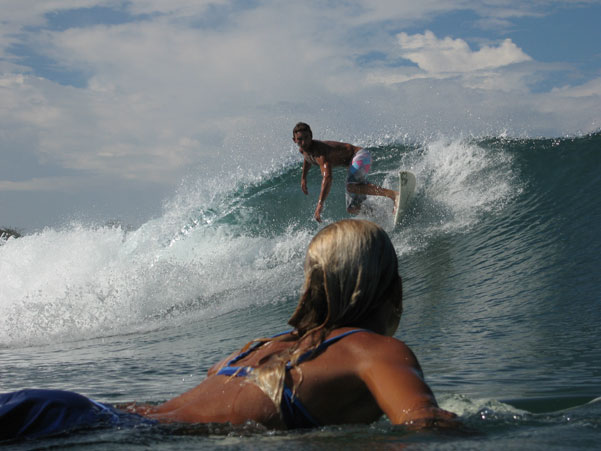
0, 136, 521, 347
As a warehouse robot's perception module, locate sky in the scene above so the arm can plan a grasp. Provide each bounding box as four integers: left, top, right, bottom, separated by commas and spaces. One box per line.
1, 0, 600, 230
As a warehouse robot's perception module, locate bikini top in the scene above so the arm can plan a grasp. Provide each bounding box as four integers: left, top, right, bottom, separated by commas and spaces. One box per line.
216, 328, 369, 429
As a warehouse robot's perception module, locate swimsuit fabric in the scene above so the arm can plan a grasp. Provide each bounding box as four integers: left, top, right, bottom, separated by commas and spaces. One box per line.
346, 149, 372, 209
216, 329, 368, 429
0, 389, 153, 441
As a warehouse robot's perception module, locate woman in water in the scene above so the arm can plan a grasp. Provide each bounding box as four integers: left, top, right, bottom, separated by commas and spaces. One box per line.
1, 219, 456, 439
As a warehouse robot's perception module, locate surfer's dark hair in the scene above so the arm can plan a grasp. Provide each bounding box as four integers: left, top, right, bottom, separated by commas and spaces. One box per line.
293, 122, 312, 138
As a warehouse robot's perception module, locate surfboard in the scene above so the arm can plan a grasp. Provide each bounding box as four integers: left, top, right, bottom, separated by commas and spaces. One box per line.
393, 171, 416, 226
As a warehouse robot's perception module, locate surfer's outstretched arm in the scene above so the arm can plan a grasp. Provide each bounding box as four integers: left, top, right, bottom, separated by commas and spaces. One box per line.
314, 159, 332, 222
301, 159, 311, 195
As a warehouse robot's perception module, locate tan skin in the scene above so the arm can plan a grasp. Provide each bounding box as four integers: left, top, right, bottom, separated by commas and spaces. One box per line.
293, 130, 398, 222
118, 277, 458, 430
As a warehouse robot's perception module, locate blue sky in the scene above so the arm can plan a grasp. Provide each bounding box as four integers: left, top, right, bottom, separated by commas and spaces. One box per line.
1, 1, 600, 230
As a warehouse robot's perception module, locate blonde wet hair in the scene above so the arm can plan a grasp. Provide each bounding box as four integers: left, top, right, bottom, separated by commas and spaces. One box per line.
290, 219, 399, 335
244, 220, 401, 411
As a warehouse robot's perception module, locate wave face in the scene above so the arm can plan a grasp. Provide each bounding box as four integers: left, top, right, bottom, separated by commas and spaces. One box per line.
1, 133, 600, 350
1, 132, 600, 448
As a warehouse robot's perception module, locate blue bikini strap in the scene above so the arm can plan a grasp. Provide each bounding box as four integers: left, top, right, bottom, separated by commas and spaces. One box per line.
223, 330, 294, 367
222, 328, 369, 371
294, 329, 369, 366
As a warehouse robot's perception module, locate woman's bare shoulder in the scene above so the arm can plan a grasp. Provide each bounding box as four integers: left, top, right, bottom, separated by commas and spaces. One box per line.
335, 329, 420, 367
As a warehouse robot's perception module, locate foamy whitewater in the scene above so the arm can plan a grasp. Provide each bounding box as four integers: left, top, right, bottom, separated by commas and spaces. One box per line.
1, 133, 600, 449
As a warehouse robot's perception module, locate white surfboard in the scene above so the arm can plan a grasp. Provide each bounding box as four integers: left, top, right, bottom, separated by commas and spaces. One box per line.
393, 171, 416, 226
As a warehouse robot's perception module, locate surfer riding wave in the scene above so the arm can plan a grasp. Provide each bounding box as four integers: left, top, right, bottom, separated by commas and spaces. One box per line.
292, 123, 399, 222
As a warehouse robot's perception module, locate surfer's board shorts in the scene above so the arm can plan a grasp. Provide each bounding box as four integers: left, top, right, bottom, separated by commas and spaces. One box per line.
346, 148, 372, 210
0, 389, 154, 441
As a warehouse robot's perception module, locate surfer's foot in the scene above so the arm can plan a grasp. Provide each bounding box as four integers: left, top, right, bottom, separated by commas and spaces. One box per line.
392, 192, 399, 214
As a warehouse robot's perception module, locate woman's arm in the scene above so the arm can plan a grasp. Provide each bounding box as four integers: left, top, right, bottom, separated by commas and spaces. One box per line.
358, 338, 459, 428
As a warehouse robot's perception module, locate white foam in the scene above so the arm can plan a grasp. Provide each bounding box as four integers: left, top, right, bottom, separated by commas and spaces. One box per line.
388, 137, 519, 253
438, 393, 527, 417
0, 195, 312, 347
0, 136, 520, 347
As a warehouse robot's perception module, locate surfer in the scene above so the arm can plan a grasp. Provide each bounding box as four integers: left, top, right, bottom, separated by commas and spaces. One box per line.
1, 220, 457, 439
293, 122, 398, 222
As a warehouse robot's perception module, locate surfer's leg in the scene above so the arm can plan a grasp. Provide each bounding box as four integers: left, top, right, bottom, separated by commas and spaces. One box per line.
346, 150, 371, 213
346, 149, 397, 212
347, 183, 397, 201
346, 191, 364, 214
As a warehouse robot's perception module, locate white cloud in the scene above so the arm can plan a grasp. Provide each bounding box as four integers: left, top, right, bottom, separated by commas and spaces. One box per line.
1, 1, 600, 228
0, 176, 90, 192
551, 77, 601, 98
397, 31, 531, 74
126, 0, 226, 16
367, 31, 535, 92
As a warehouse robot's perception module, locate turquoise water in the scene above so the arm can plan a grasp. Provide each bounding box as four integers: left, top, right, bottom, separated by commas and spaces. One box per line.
1, 133, 600, 448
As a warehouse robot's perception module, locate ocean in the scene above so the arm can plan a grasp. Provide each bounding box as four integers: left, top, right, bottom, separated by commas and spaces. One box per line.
1, 132, 600, 449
